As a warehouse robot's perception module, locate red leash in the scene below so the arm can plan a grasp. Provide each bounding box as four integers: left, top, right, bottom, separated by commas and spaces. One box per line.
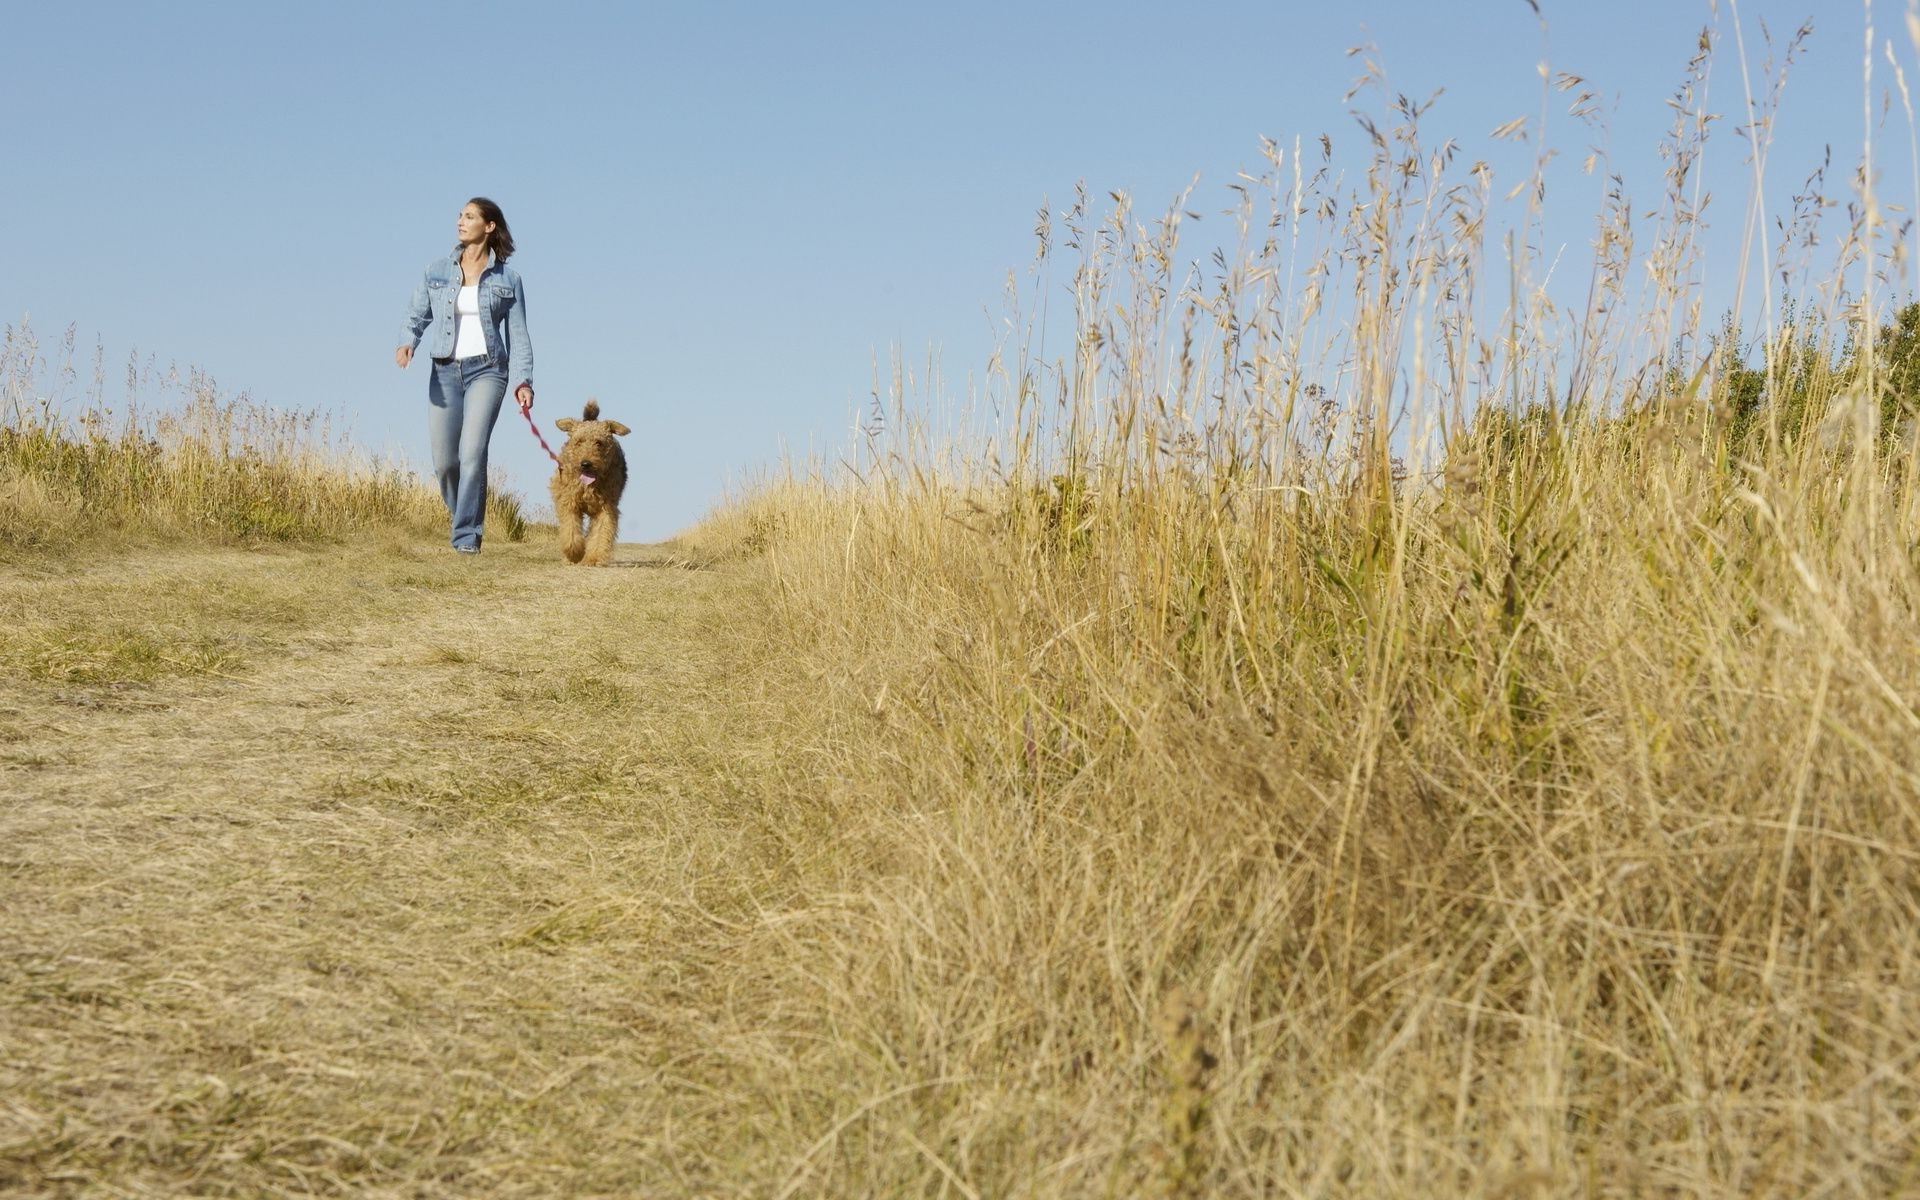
521, 403, 561, 465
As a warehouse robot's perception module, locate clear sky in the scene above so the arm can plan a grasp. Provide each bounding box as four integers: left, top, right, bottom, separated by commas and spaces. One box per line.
3, 0, 1901, 538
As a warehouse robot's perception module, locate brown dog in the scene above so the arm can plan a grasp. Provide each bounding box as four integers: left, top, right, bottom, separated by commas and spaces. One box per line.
550, 400, 629, 565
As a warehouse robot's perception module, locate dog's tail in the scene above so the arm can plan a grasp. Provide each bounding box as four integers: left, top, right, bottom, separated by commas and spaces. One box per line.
582, 399, 600, 421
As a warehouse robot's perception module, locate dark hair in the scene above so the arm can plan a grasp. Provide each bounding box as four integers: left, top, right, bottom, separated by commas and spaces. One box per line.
467, 196, 516, 263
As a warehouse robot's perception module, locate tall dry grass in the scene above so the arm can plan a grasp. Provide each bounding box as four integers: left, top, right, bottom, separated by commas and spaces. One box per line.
0, 321, 525, 551
681, 13, 1920, 1196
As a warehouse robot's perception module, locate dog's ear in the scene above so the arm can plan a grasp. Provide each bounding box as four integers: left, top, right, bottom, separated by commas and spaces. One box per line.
606, 421, 631, 437
554, 418, 577, 432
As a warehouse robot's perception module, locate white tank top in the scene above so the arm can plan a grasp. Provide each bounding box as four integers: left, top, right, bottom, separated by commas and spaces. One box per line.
453, 284, 487, 359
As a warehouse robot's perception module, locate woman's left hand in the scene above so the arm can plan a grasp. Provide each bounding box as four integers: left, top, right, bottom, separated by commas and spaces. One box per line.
516, 384, 534, 414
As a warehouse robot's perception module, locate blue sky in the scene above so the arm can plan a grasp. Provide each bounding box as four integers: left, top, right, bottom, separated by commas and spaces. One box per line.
2, 1, 1901, 538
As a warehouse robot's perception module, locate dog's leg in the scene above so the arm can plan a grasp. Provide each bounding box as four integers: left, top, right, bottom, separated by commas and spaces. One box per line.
556, 493, 586, 564
584, 507, 618, 566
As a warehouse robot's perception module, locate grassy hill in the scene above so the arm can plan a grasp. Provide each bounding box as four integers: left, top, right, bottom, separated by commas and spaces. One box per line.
6, 21, 1920, 1192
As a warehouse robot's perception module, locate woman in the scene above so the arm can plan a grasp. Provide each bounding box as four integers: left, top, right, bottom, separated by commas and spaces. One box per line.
396, 197, 534, 553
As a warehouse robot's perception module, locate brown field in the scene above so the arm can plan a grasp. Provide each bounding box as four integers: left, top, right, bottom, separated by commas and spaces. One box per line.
7, 14, 1920, 1196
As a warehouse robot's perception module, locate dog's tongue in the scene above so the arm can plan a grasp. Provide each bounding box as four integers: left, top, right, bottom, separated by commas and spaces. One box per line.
580, 470, 597, 486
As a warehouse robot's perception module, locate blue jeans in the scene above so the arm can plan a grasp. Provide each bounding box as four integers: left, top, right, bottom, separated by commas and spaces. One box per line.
427, 357, 507, 549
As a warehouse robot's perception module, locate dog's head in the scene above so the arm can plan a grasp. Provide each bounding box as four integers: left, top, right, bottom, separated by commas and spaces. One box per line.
554, 399, 629, 487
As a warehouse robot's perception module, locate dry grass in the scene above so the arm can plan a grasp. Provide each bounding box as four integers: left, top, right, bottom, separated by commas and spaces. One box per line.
0, 321, 526, 552
660, 11, 1920, 1197
0, 543, 805, 1196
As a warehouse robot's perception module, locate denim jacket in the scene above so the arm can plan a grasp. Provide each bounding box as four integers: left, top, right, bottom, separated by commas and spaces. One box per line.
398, 249, 534, 392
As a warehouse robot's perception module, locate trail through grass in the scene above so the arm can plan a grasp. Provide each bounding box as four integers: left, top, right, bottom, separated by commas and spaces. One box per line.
0, 540, 824, 1197
4, 514, 1916, 1199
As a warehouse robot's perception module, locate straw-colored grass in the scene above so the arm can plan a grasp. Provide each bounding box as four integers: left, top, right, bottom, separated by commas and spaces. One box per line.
0, 321, 526, 553
661, 13, 1920, 1196
0, 543, 797, 1197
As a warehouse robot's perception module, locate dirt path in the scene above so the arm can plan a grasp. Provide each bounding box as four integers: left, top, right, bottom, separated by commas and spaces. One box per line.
0, 541, 807, 1197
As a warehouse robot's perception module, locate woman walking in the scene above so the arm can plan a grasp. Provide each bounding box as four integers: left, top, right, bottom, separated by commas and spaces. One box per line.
396, 197, 534, 553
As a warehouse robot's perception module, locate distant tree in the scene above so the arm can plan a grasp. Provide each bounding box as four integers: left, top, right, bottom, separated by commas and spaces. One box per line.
1698, 304, 1842, 447
1706, 314, 1768, 441
1860, 300, 1920, 443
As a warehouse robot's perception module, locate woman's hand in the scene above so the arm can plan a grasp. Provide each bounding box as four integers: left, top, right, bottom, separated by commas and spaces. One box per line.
395, 345, 413, 369
516, 384, 534, 414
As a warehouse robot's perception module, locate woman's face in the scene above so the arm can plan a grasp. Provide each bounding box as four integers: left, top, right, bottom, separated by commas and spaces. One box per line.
456, 204, 495, 247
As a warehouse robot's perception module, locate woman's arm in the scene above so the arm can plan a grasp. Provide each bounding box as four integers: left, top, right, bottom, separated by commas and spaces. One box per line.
504, 275, 534, 399
398, 268, 433, 354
